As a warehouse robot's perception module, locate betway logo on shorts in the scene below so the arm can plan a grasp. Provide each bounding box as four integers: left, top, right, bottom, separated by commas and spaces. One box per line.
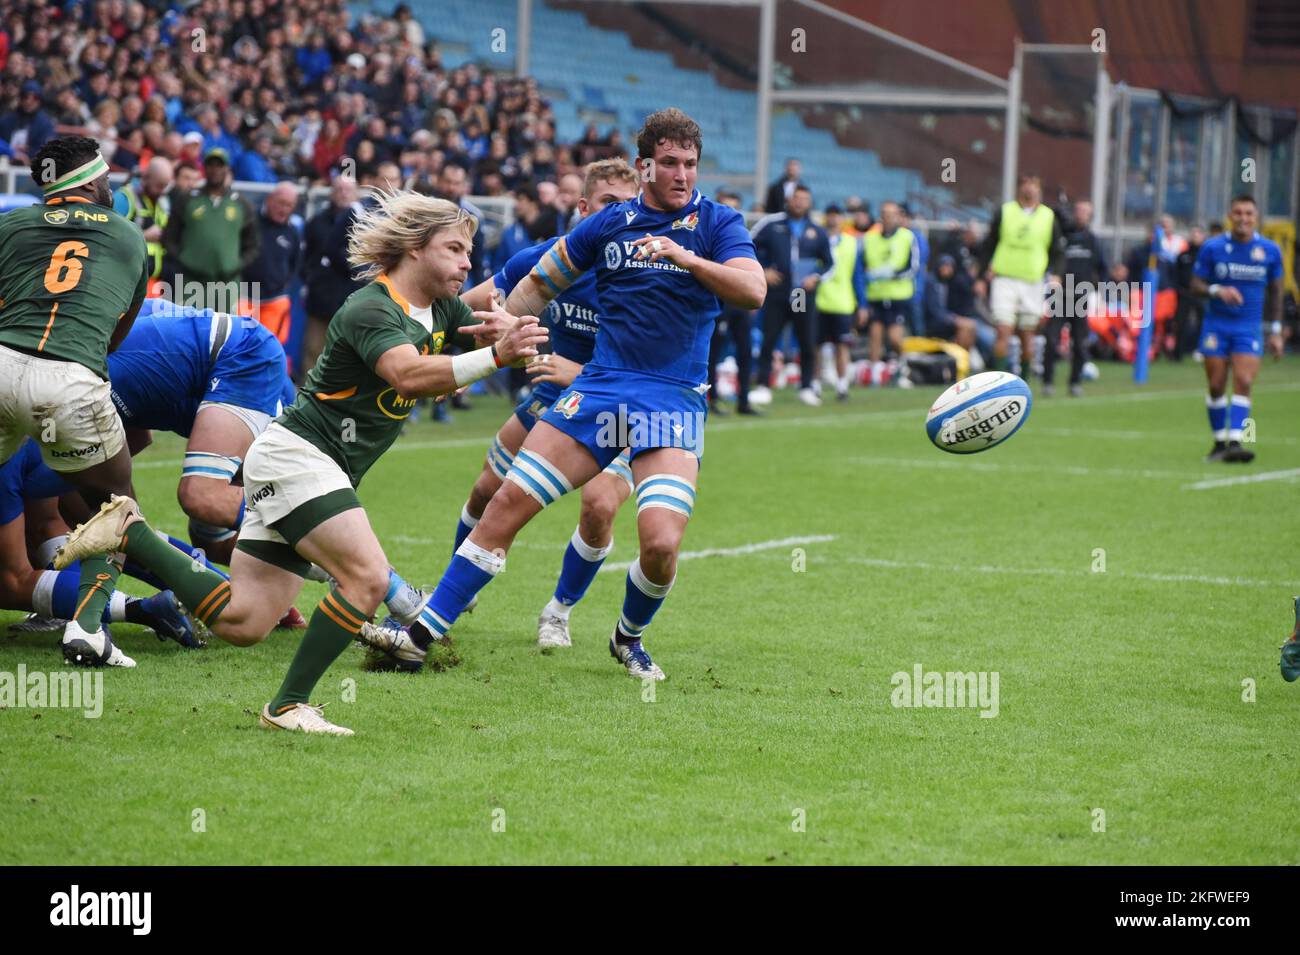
248, 483, 275, 506
49, 443, 101, 460
50, 885, 151, 935
603, 240, 690, 274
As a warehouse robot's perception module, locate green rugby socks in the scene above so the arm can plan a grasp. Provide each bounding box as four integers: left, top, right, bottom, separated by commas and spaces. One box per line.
122, 522, 231, 625
269, 590, 368, 712
72, 554, 123, 633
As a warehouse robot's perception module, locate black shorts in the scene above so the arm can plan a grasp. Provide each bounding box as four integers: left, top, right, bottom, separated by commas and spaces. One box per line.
868, 300, 908, 326
819, 311, 854, 344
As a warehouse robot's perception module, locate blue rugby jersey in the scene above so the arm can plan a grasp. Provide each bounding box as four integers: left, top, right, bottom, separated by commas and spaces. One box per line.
1193, 232, 1282, 324
107, 298, 288, 436
559, 190, 755, 385
495, 237, 600, 366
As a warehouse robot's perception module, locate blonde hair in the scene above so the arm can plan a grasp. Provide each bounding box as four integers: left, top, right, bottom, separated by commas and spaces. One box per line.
584, 158, 639, 197
347, 188, 477, 281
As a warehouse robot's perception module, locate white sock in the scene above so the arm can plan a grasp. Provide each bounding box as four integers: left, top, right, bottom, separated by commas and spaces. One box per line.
456, 538, 506, 575
569, 526, 612, 563
35, 535, 67, 569
107, 590, 129, 623
32, 570, 59, 617
837, 373, 850, 391
461, 503, 480, 528
543, 596, 572, 620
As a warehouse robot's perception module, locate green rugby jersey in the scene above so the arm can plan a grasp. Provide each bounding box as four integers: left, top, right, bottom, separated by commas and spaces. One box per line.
0, 196, 149, 378
278, 274, 477, 487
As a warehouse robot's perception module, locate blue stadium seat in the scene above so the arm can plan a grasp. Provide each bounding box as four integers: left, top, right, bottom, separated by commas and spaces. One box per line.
397, 0, 957, 209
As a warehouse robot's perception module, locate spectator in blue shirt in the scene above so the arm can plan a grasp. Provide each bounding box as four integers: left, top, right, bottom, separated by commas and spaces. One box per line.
234, 134, 280, 184
296, 33, 335, 88
0, 81, 56, 163
751, 184, 834, 406
491, 181, 552, 274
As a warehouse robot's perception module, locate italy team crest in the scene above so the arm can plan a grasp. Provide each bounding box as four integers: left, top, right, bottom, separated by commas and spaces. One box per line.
554, 391, 583, 419
672, 211, 699, 231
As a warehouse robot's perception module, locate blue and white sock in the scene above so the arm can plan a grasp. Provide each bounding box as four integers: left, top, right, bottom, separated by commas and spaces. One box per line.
1228, 395, 1251, 442
32, 568, 128, 625
616, 559, 675, 644
413, 539, 505, 646
452, 503, 479, 554
384, 568, 424, 626
32, 568, 79, 619
1206, 394, 1228, 441
548, 526, 613, 616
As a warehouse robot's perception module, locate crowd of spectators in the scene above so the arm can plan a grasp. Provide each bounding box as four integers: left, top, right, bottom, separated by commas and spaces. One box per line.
0, 0, 623, 198
3, 2, 1292, 406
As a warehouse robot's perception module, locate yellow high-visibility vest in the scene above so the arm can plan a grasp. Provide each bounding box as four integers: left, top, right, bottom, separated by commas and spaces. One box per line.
816, 233, 859, 314
989, 201, 1054, 282
862, 227, 915, 302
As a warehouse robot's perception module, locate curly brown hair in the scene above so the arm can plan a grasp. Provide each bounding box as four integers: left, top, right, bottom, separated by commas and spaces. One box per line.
635, 108, 702, 161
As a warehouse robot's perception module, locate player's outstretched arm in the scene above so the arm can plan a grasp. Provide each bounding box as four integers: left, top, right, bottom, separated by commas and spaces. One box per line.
374, 316, 548, 400
631, 234, 766, 309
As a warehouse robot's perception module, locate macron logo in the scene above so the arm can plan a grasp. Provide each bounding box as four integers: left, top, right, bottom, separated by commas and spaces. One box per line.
210, 377, 221, 391
50, 885, 151, 935
624, 209, 636, 224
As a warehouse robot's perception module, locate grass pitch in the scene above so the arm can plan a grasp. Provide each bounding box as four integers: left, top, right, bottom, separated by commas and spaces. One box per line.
2, 359, 1297, 865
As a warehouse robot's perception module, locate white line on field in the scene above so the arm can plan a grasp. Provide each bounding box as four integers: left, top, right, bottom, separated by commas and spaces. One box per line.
844, 455, 1204, 481
599, 534, 837, 573
1182, 468, 1300, 490
827, 554, 1296, 590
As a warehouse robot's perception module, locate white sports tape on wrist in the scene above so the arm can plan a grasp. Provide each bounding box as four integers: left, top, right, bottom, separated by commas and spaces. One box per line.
452, 347, 499, 388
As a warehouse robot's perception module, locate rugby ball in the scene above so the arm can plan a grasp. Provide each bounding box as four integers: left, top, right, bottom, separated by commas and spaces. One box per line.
925, 371, 1032, 454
